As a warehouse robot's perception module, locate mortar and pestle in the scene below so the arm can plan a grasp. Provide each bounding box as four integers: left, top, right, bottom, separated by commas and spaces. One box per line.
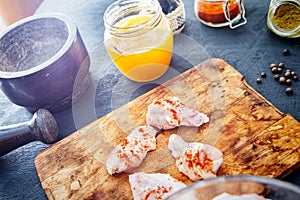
0, 109, 58, 157
0, 13, 90, 113
0, 13, 90, 155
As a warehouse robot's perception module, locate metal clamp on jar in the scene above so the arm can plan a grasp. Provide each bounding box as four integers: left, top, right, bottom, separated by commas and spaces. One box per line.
267, 0, 300, 38
194, 0, 247, 29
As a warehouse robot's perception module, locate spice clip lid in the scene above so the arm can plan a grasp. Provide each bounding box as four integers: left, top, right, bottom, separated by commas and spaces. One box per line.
223, 0, 247, 29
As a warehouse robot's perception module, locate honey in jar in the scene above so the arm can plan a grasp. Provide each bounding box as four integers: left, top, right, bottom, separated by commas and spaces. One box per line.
194, 0, 247, 29
104, 0, 173, 82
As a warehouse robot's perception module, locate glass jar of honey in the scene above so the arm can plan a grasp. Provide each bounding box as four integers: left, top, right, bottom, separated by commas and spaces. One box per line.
267, 0, 300, 38
103, 0, 173, 82
194, 0, 247, 29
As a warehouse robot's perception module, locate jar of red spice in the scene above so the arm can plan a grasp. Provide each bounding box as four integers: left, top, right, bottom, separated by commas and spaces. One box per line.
194, 0, 247, 29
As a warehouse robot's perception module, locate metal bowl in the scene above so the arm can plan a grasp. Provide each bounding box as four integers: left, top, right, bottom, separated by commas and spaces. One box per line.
166, 175, 300, 200
0, 13, 90, 113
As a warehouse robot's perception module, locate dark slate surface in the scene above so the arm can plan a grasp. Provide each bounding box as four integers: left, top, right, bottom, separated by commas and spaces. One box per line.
0, 0, 299, 199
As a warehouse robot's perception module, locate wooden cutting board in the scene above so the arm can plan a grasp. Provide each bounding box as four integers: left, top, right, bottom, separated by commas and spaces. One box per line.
35, 58, 300, 200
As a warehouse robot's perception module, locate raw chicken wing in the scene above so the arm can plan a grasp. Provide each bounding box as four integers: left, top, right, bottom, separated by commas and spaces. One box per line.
129, 172, 186, 200
168, 134, 223, 181
146, 96, 209, 130
106, 126, 159, 175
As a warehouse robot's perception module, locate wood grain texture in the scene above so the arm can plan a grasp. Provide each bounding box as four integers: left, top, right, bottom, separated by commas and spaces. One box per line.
34, 58, 300, 200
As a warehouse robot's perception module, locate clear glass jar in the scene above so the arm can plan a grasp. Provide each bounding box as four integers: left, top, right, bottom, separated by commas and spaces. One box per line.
158, 0, 186, 34
267, 0, 300, 38
194, 0, 247, 29
103, 0, 173, 82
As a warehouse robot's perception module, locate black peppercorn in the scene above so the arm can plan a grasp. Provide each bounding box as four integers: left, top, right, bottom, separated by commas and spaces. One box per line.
286, 87, 293, 95
261, 72, 266, 78
270, 63, 277, 69
256, 78, 262, 84
274, 74, 280, 80
272, 67, 278, 73
283, 48, 290, 56
278, 63, 285, 68
293, 75, 298, 81
285, 71, 291, 78
279, 77, 286, 84
286, 79, 292, 85
277, 68, 283, 73
291, 71, 297, 76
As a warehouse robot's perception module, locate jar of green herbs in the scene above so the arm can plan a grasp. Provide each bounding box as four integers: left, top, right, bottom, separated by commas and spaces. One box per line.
267, 0, 300, 38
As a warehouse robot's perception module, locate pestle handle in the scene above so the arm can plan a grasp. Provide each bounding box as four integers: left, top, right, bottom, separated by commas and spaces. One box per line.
0, 109, 58, 157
